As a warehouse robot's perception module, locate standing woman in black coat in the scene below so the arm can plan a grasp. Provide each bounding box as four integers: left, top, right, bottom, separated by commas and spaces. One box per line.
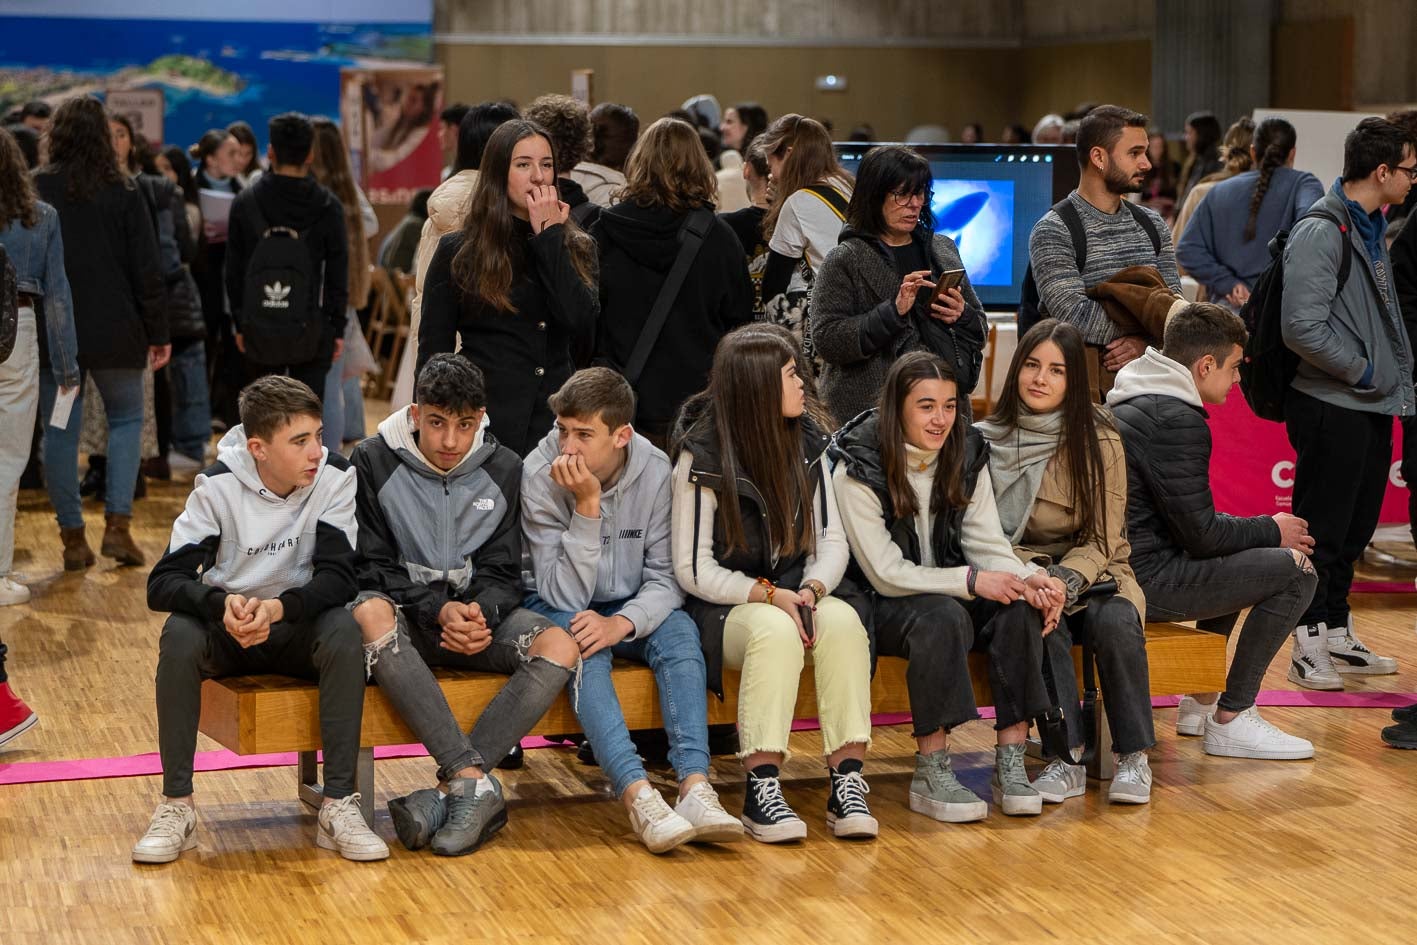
33, 95, 167, 569
591, 117, 753, 447
187, 128, 243, 429
418, 119, 598, 457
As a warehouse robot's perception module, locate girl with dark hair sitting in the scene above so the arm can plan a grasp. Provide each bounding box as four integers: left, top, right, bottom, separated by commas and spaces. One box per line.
832, 351, 1064, 821
812, 144, 988, 426
976, 318, 1155, 805
671, 326, 876, 844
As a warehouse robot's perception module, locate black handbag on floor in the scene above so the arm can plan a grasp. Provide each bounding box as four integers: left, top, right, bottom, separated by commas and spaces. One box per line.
1034, 578, 1117, 767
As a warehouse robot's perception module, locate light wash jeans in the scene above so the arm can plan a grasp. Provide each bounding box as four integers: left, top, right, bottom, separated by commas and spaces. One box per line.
39, 364, 145, 526
167, 338, 210, 462
0, 307, 39, 575
525, 593, 712, 797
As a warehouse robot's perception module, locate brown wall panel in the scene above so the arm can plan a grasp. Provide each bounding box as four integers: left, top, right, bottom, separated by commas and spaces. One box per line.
1272, 19, 1355, 111
1016, 39, 1153, 126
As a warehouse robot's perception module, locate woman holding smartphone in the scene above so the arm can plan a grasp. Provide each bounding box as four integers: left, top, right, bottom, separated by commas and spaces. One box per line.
812, 145, 988, 427
976, 318, 1155, 806
671, 325, 876, 845
833, 351, 1065, 821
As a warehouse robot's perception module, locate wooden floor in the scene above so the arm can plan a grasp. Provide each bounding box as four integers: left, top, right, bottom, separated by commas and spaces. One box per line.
4, 444, 1417, 944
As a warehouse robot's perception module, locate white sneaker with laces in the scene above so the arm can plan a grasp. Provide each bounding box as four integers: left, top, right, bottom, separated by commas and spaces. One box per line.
0, 577, 30, 606
1288, 623, 1343, 691
674, 781, 744, 843
628, 786, 696, 853
132, 800, 197, 863
1326, 619, 1398, 675
1032, 758, 1087, 803
1203, 706, 1314, 759
316, 794, 390, 861
1107, 752, 1152, 804
1176, 694, 1218, 736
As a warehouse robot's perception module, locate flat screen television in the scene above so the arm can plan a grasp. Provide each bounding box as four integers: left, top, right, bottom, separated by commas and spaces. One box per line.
833, 143, 1079, 309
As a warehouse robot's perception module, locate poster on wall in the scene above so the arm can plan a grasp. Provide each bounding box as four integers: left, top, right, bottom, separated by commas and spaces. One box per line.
0, 0, 434, 155
341, 66, 444, 207
105, 88, 165, 145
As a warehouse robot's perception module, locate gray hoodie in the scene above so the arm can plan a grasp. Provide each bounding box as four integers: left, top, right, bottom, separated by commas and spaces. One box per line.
520, 427, 683, 639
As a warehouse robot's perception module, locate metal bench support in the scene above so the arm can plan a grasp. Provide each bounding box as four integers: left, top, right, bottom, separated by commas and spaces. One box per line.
296, 748, 375, 827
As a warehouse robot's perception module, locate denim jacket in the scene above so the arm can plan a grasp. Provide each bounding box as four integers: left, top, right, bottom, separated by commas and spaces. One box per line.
0, 201, 80, 386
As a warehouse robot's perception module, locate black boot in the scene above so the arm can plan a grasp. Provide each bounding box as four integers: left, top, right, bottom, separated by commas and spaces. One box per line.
80, 456, 106, 498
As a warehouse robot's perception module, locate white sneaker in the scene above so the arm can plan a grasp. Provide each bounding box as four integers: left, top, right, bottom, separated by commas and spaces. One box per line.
316, 794, 390, 861
1288, 623, 1343, 691
674, 781, 744, 843
1032, 758, 1086, 803
627, 785, 695, 854
1107, 752, 1152, 804
166, 450, 204, 476
132, 800, 197, 863
1176, 694, 1218, 736
1203, 706, 1314, 760
0, 577, 30, 606
1327, 620, 1398, 675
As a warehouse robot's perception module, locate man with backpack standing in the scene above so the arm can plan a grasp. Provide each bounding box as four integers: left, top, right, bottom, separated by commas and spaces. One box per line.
1027, 105, 1182, 401
226, 113, 349, 401
1280, 117, 1415, 690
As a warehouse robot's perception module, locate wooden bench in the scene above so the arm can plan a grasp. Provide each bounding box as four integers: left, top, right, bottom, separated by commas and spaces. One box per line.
199, 623, 1227, 824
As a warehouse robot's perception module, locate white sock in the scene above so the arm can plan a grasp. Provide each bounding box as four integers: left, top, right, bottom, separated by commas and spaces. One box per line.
473, 776, 496, 798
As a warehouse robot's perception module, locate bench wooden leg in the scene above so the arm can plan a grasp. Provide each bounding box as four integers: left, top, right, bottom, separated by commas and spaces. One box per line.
295, 748, 376, 827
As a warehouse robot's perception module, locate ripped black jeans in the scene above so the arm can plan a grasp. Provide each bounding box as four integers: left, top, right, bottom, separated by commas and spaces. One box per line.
1140, 547, 1317, 713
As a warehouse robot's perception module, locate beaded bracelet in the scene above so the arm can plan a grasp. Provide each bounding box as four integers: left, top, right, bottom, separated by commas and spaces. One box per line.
755, 576, 776, 606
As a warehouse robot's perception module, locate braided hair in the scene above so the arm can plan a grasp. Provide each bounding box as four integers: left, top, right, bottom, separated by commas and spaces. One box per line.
1245, 117, 1298, 242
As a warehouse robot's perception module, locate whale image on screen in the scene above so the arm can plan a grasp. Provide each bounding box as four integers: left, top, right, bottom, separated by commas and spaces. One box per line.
930, 179, 1015, 287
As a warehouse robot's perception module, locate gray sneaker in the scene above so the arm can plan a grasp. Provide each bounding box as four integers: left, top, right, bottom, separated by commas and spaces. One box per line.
909, 751, 987, 823
1032, 758, 1087, 804
991, 743, 1042, 816
387, 787, 447, 851
1107, 751, 1152, 805
430, 775, 508, 856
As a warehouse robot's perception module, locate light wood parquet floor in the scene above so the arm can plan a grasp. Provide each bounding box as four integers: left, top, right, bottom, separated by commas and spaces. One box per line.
3, 424, 1417, 945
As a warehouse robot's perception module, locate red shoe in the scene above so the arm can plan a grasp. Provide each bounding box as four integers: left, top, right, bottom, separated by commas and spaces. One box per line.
0, 682, 38, 748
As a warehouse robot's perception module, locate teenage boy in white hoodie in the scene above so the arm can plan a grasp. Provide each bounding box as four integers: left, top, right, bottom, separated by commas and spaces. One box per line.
348, 354, 579, 857
1107, 303, 1319, 760
137, 376, 387, 864
522, 368, 743, 853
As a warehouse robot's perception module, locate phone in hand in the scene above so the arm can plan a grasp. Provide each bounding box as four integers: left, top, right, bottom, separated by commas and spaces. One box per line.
926, 268, 967, 308
799, 603, 815, 644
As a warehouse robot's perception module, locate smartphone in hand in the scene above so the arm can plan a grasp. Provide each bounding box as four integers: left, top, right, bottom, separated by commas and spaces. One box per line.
799, 603, 816, 644
926, 268, 966, 308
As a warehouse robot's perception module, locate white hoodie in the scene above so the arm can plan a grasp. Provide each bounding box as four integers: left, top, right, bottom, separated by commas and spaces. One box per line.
1105, 347, 1203, 409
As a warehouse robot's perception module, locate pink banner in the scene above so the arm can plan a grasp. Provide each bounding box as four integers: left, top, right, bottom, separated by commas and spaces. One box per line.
1206, 391, 1409, 523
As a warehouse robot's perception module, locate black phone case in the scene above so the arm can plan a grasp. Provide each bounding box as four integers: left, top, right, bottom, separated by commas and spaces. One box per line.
800, 604, 815, 642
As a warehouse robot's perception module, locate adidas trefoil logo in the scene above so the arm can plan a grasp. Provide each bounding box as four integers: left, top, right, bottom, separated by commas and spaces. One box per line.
262, 281, 291, 309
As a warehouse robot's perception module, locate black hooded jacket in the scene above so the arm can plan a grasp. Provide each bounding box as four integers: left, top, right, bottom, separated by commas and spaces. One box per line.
591, 201, 754, 439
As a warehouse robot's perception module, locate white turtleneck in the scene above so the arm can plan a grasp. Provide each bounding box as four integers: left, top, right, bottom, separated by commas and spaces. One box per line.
834, 442, 1038, 599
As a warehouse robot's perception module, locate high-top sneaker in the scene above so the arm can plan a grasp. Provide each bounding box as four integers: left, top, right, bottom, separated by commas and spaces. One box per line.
1326, 618, 1398, 675
1288, 623, 1343, 691
0, 682, 37, 748
826, 760, 878, 839
740, 765, 806, 843
991, 743, 1042, 815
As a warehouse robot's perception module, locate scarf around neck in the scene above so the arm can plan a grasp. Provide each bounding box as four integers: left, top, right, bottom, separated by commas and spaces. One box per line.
974, 409, 1063, 542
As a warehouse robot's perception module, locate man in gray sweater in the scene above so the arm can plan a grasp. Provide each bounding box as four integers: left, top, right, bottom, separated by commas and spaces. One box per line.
1028, 105, 1181, 399
521, 367, 743, 852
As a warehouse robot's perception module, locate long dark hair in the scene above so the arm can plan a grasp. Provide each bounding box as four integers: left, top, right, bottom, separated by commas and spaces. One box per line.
730, 102, 769, 155
454, 100, 520, 173
845, 144, 934, 237
985, 318, 1112, 544
0, 127, 38, 228
44, 95, 125, 201
758, 114, 852, 241
226, 120, 262, 176
451, 119, 596, 313
679, 327, 815, 558
188, 128, 233, 178
879, 351, 967, 520
1245, 117, 1298, 242
163, 144, 196, 203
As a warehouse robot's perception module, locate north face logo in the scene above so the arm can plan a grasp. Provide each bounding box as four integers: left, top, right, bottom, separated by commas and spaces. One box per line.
262, 281, 291, 309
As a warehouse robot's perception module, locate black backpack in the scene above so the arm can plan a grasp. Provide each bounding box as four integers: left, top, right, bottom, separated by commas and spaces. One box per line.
0, 242, 17, 364
1017, 197, 1162, 335
1238, 209, 1352, 422
240, 199, 321, 366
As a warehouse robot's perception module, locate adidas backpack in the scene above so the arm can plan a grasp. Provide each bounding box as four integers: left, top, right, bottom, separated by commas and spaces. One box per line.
1238, 210, 1351, 422
239, 198, 321, 366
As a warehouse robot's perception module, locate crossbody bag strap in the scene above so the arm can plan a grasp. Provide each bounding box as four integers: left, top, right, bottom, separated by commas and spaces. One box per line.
623, 208, 714, 385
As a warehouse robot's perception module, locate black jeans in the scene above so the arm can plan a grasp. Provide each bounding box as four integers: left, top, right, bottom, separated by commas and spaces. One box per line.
1284, 390, 1392, 627
156, 608, 364, 799
1045, 593, 1155, 755
1402, 414, 1417, 546
1142, 548, 1317, 712
872, 594, 1049, 737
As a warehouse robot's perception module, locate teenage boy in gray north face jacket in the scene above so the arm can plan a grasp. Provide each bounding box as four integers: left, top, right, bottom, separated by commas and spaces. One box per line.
521, 367, 743, 854
1279, 117, 1415, 691
348, 354, 580, 858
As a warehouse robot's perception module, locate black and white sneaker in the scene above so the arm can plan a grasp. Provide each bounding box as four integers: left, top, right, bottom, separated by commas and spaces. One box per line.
826, 763, 879, 840
741, 767, 807, 843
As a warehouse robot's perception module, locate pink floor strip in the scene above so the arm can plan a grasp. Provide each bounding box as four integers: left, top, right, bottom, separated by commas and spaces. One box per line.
1, 691, 1412, 788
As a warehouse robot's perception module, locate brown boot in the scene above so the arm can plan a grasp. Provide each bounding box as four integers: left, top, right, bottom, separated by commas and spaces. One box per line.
100, 513, 145, 566
59, 526, 95, 571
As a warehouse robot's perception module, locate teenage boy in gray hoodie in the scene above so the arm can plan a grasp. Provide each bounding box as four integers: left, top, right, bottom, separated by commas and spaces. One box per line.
522, 367, 743, 853
138, 376, 387, 864
349, 354, 580, 857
